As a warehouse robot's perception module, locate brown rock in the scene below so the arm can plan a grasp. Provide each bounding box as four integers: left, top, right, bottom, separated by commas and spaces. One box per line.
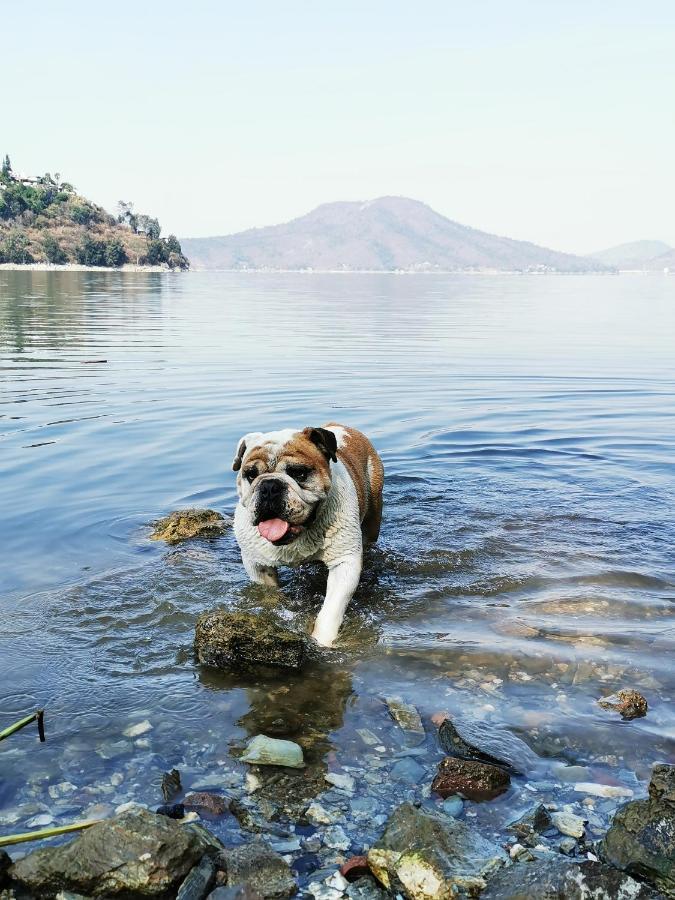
151, 509, 229, 543
340, 856, 370, 882
184, 791, 229, 816
431, 756, 511, 801
598, 689, 648, 720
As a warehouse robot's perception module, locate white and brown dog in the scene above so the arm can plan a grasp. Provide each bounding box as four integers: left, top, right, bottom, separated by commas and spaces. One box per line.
232, 424, 384, 647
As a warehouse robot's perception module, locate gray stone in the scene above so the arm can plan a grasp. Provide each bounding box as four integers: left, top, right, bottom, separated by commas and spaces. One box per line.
195, 611, 307, 671
481, 858, 661, 899
390, 757, 426, 783
208, 888, 263, 900
601, 766, 675, 898
441, 795, 464, 818
437, 716, 539, 776
551, 811, 585, 838
367, 801, 506, 899
151, 508, 229, 543
345, 878, 388, 900
432, 756, 510, 802
177, 858, 216, 900
9, 808, 202, 897
218, 842, 296, 898
507, 804, 553, 846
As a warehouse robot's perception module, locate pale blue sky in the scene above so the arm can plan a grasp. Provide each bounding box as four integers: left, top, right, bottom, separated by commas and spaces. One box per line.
3, 1, 674, 252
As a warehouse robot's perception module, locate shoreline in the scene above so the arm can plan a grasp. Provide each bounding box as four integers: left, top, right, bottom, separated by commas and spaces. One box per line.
0, 262, 181, 273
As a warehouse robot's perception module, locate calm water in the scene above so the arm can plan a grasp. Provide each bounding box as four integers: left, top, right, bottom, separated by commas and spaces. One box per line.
1, 270, 674, 861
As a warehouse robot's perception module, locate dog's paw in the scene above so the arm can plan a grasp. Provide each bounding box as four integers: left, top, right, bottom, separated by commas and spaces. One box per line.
311, 627, 336, 648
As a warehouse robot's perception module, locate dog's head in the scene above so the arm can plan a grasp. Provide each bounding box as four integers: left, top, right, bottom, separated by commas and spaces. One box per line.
232, 427, 338, 545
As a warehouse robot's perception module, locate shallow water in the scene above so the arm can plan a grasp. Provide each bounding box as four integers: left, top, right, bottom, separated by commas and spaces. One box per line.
1, 271, 674, 869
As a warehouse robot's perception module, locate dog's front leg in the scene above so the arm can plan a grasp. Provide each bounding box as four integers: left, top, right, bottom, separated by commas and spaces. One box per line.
242, 553, 279, 588
312, 553, 362, 647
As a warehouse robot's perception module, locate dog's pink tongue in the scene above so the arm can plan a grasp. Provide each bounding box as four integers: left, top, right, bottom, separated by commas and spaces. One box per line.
258, 518, 289, 542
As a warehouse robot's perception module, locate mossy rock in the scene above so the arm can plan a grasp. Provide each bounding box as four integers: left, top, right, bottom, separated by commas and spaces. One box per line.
151, 508, 229, 543
195, 610, 308, 671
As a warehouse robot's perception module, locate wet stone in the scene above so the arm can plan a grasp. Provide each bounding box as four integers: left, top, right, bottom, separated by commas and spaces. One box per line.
550, 811, 586, 838
598, 689, 648, 720
157, 803, 186, 819
437, 717, 537, 775
240, 735, 305, 769
184, 792, 230, 817
217, 842, 296, 899
507, 803, 553, 846
481, 858, 662, 899
161, 768, 182, 802
176, 857, 216, 900
345, 878, 388, 900
195, 611, 307, 671
208, 888, 263, 900
384, 698, 425, 745
151, 508, 229, 543
432, 756, 511, 802
367, 801, 506, 899
649, 763, 675, 805
9, 808, 202, 897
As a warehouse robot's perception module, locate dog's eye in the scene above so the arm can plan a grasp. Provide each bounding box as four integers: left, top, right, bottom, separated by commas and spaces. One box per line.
286, 465, 311, 483
243, 468, 257, 483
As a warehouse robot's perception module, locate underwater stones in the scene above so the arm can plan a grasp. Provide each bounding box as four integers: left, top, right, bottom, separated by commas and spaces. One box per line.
432, 757, 511, 802
218, 842, 297, 899
367, 801, 506, 899
572, 782, 633, 799
600, 764, 675, 897
385, 698, 425, 745
437, 717, 537, 776
241, 735, 305, 769
161, 768, 183, 802
440, 795, 464, 819
506, 804, 552, 846
323, 825, 351, 851
306, 802, 343, 826
151, 508, 229, 543
598, 689, 648, 720
176, 857, 216, 900
325, 772, 356, 793
184, 792, 230, 816
481, 858, 662, 899
123, 719, 152, 737
550, 811, 586, 839
195, 611, 307, 671
9, 808, 202, 897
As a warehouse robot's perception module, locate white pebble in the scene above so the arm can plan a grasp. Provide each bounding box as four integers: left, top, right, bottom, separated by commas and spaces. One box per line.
324, 772, 355, 793
123, 720, 152, 737
573, 782, 633, 799
551, 811, 586, 838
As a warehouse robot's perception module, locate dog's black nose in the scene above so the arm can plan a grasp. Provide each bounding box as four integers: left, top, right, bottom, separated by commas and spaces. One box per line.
258, 479, 284, 500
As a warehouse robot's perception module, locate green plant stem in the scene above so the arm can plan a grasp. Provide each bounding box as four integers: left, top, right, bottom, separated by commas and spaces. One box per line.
0, 819, 101, 847
0, 710, 45, 743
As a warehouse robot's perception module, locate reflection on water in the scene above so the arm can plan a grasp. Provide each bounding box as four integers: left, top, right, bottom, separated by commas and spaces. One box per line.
1, 270, 674, 863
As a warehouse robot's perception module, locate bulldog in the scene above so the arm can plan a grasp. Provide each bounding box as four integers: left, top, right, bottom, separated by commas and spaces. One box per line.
232, 424, 384, 646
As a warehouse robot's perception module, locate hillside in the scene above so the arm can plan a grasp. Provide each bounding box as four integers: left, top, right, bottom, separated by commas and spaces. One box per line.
181, 196, 609, 273
0, 155, 188, 269
589, 240, 673, 270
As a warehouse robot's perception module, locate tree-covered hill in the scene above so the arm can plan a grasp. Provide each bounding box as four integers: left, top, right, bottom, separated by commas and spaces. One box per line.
0, 155, 189, 269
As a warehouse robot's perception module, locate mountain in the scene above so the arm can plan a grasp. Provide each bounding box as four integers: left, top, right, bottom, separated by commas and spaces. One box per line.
181, 196, 608, 273
0, 154, 188, 269
589, 240, 673, 270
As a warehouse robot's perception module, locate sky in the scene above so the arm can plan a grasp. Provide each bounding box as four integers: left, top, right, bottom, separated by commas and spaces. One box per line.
3, 1, 675, 254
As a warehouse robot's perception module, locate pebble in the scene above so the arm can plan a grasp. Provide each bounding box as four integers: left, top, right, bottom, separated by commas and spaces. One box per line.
306, 802, 343, 826
551, 811, 586, 838
25, 813, 54, 828
48, 782, 77, 799
441, 795, 464, 818
572, 782, 633, 799
356, 729, 380, 746
323, 825, 351, 850
123, 720, 152, 737
390, 758, 425, 783
325, 772, 356, 793
110, 773, 124, 787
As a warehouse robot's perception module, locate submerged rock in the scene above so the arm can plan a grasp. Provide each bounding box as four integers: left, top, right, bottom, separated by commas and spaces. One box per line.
432, 756, 511, 802
161, 767, 183, 802
437, 717, 538, 775
385, 697, 425, 744
195, 610, 307, 671
598, 689, 648, 720
9, 808, 202, 897
550, 812, 586, 839
217, 842, 296, 898
176, 857, 216, 900
151, 508, 229, 543
506, 804, 553, 846
240, 735, 305, 769
600, 764, 675, 897
184, 792, 230, 816
367, 801, 506, 899
481, 858, 662, 899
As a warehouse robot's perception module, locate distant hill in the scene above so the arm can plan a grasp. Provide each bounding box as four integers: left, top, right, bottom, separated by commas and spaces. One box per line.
589, 240, 673, 270
0, 154, 188, 269
181, 196, 609, 273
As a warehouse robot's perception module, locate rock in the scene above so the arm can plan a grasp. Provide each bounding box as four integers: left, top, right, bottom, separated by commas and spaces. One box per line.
0, 850, 10, 887
481, 858, 661, 899
195, 610, 307, 671
441, 795, 464, 818
506, 804, 553, 846
208, 888, 263, 900
9, 808, 202, 897
185, 823, 225, 859
157, 803, 186, 819
598, 689, 648, 720
25, 813, 54, 827
437, 717, 538, 776
340, 857, 370, 882
431, 756, 511, 801
123, 719, 152, 737
161, 768, 183, 802
184, 792, 229, 816
600, 764, 675, 897
218, 842, 296, 898
177, 857, 216, 900
391, 757, 426, 783
325, 772, 356, 793
367, 801, 506, 899
550, 811, 586, 838
572, 782, 633, 799
240, 735, 305, 769
385, 698, 425, 743
306, 802, 343, 825
323, 826, 351, 851
345, 878, 388, 900
151, 508, 229, 543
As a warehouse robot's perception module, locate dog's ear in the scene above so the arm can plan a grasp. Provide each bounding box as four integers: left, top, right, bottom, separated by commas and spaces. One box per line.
232, 432, 262, 471
305, 427, 338, 463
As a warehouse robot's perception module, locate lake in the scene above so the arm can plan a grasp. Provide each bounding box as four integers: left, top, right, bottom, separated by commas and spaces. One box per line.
1, 270, 674, 868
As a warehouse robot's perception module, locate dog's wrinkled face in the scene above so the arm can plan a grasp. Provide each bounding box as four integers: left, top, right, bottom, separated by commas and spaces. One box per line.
232, 427, 338, 545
